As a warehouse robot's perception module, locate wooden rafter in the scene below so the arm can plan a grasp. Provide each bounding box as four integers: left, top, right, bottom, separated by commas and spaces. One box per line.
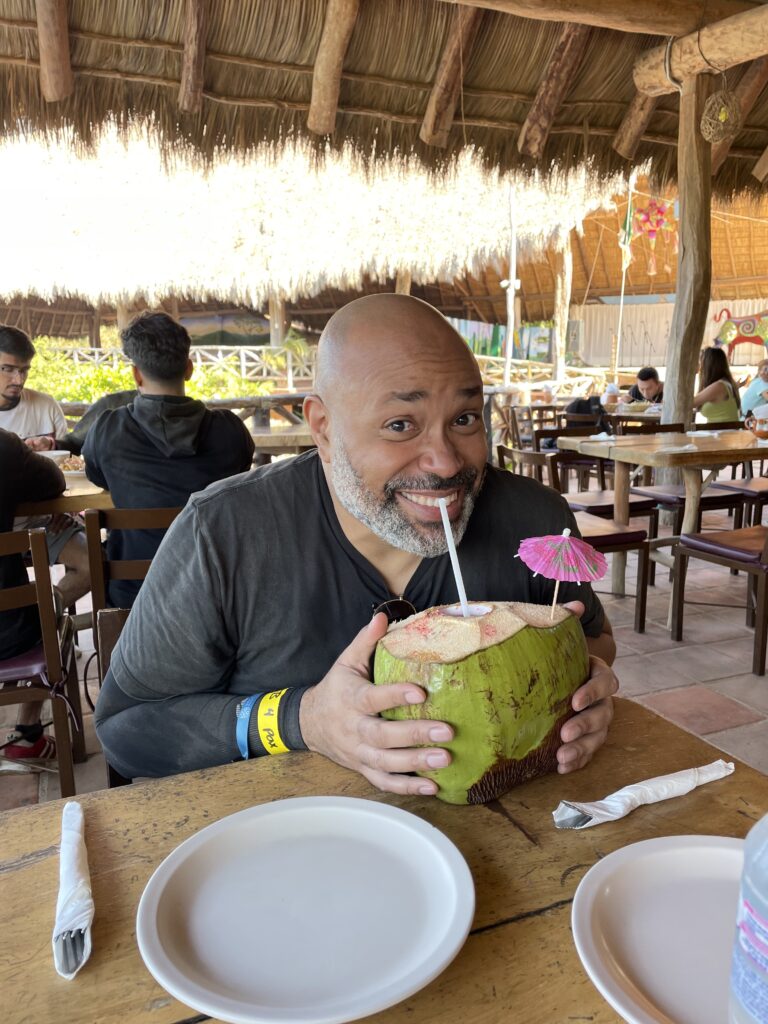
307, 0, 360, 135
419, 6, 483, 148
711, 58, 768, 173
35, 0, 73, 102
441, 0, 755, 36
178, 0, 208, 114
634, 4, 768, 96
612, 93, 658, 161
517, 23, 590, 161
753, 145, 768, 182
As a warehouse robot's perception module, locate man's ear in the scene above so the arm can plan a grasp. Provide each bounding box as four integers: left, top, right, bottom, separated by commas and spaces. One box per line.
303, 393, 332, 462
131, 365, 143, 388
184, 358, 193, 382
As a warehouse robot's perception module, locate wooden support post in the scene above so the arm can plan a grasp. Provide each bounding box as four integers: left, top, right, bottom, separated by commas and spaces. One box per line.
517, 23, 590, 161
552, 234, 572, 383
269, 294, 286, 347
116, 302, 133, 333
35, 0, 73, 102
442, 0, 754, 36
753, 143, 768, 182
712, 58, 768, 173
634, 5, 768, 96
178, 0, 208, 114
89, 310, 101, 348
395, 269, 412, 294
612, 93, 658, 160
663, 76, 712, 433
307, 0, 359, 135
419, 7, 483, 148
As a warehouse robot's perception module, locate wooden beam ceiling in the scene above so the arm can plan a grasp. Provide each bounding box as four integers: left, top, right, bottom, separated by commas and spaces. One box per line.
634, 5, 768, 96
307, 0, 360, 135
420, 6, 483, 148
612, 93, 658, 161
753, 144, 768, 182
178, 0, 208, 114
34, 0, 73, 101
517, 23, 590, 161
711, 58, 768, 173
440, 0, 757, 37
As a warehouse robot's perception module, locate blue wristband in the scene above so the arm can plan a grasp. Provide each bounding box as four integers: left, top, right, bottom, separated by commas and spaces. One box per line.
235, 694, 261, 760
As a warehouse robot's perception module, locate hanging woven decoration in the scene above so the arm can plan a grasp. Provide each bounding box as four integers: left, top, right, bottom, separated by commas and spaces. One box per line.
633, 198, 677, 276
700, 84, 742, 143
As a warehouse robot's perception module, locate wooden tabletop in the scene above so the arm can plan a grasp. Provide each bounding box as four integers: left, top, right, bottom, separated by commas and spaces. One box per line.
16, 484, 114, 516
557, 429, 761, 467
1, 699, 764, 1024
250, 425, 316, 451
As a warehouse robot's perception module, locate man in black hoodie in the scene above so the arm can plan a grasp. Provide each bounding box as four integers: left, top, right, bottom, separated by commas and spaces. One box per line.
83, 312, 255, 607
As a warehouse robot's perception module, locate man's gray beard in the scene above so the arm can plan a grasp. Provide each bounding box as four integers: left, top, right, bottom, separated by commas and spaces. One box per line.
330, 437, 480, 558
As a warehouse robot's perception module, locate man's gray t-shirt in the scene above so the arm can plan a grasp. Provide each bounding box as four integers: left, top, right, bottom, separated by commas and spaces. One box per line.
96, 451, 605, 777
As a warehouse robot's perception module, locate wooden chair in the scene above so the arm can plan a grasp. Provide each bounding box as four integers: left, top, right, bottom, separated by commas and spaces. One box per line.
671, 526, 768, 675
0, 528, 85, 796
96, 607, 132, 788
84, 507, 183, 671
532, 426, 606, 491
497, 446, 650, 631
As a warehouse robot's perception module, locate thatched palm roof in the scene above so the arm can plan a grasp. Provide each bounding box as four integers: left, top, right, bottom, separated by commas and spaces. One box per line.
0, 1, 766, 196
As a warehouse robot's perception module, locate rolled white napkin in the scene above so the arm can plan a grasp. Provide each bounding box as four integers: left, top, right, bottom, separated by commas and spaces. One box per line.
52, 801, 95, 978
587, 432, 613, 440
552, 759, 735, 829
657, 443, 698, 453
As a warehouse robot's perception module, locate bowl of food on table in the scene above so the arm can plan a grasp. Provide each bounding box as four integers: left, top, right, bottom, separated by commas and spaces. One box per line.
37, 449, 71, 466
60, 455, 88, 487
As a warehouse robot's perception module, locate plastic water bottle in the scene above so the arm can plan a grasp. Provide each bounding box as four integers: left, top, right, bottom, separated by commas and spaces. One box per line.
730, 813, 768, 1023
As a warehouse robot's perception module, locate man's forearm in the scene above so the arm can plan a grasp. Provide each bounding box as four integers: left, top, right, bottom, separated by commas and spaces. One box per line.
586, 629, 616, 666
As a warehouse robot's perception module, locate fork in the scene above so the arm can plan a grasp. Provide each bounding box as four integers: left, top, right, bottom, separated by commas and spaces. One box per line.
54, 928, 86, 975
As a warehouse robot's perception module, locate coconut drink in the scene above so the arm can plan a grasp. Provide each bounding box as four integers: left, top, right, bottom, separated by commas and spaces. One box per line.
373, 601, 590, 805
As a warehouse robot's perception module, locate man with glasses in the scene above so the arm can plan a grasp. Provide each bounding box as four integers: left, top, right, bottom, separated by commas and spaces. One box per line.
0, 327, 67, 448
0, 326, 90, 612
96, 295, 618, 797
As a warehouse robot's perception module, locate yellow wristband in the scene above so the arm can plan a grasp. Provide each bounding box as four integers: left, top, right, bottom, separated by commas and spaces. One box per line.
257, 689, 290, 755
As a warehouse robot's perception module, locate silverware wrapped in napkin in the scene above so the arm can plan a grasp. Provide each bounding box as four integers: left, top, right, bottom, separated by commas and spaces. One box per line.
552, 759, 735, 830
52, 801, 95, 978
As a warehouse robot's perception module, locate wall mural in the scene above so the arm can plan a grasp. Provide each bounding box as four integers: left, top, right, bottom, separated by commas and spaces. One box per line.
713, 308, 768, 359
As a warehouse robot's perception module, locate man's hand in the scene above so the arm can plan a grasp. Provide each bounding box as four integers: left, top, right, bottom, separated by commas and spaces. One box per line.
557, 601, 618, 773
25, 435, 55, 451
299, 612, 453, 797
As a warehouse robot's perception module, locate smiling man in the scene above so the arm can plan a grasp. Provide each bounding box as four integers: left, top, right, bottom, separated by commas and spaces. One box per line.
95, 295, 617, 792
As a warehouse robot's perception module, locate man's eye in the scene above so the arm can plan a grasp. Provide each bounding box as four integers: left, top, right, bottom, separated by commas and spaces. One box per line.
385, 420, 413, 433
455, 412, 481, 427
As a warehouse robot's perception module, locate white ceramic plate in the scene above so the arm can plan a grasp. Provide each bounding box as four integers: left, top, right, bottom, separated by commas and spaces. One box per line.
62, 469, 88, 485
572, 835, 742, 1024
136, 796, 475, 1024
37, 449, 70, 464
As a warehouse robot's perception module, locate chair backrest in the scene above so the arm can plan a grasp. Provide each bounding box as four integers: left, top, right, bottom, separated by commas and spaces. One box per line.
614, 421, 685, 435
96, 607, 131, 682
497, 445, 562, 491
532, 425, 595, 451
84, 507, 183, 620
528, 404, 559, 427
499, 406, 523, 449
0, 528, 63, 680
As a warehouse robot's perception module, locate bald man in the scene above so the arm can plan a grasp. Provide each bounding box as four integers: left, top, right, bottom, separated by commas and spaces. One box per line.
95, 295, 617, 793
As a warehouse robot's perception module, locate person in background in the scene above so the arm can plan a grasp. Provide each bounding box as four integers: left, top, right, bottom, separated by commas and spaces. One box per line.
0, 326, 90, 610
0, 326, 67, 448
619, 366, 664, 404
740, 358, 768, 417
59, 389, 138, 455
693, 346, 741, 424
0, 429, 66, 762
83, 312, 255, 607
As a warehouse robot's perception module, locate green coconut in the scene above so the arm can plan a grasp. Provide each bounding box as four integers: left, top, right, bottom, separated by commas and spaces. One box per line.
373, 601, 589, 805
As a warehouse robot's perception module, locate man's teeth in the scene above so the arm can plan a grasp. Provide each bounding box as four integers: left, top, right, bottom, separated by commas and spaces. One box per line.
402, 491, 458, 508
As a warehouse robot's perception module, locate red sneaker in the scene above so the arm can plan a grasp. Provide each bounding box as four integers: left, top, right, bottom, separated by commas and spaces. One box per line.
3, 732, 56, 761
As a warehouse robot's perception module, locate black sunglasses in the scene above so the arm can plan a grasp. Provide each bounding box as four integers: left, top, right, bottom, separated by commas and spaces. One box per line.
372, 598, 417, 624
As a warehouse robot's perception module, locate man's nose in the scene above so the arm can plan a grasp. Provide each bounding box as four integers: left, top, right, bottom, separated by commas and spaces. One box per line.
417, 430, 463, 477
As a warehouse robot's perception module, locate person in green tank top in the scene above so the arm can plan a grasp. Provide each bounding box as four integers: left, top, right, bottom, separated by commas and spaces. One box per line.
692, 346, 741, 423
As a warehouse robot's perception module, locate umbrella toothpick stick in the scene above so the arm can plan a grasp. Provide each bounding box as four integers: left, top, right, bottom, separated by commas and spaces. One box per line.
438, 498, 470, 617
551, 580, 560, 620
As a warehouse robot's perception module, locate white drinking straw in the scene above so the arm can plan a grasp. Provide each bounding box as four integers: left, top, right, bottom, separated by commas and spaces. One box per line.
438, 497, 470, 617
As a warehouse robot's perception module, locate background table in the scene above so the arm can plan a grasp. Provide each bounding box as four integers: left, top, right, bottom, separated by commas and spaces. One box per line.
558, 430, 762, 594
17, 483, 113, 516
250, 424, 316, 464
0, 699, 763, 1024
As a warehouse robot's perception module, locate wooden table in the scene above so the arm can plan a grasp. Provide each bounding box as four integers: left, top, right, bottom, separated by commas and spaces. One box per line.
1, 699, 764, 1024
250, 425, 316, 463
558, 429, 763, 595
16, 484, 113, 516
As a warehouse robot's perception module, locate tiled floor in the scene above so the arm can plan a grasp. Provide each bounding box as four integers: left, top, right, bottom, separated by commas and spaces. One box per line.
2, 496, 768, 809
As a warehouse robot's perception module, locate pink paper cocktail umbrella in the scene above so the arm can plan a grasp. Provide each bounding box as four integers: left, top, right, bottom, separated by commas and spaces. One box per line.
516, 528, 607, 618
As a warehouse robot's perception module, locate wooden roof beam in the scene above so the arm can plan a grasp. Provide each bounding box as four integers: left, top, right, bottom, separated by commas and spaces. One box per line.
612, 93, 658, 161
712, 57, 768, 173
178, 0, 208, 114
753, 144, 768, 182
420, 7, 483, 148
634, 5, 768, 95
307, 0, 360, 135
517, 23, 590, 161
35, 0, 73, 102
440, 0, 756, 37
